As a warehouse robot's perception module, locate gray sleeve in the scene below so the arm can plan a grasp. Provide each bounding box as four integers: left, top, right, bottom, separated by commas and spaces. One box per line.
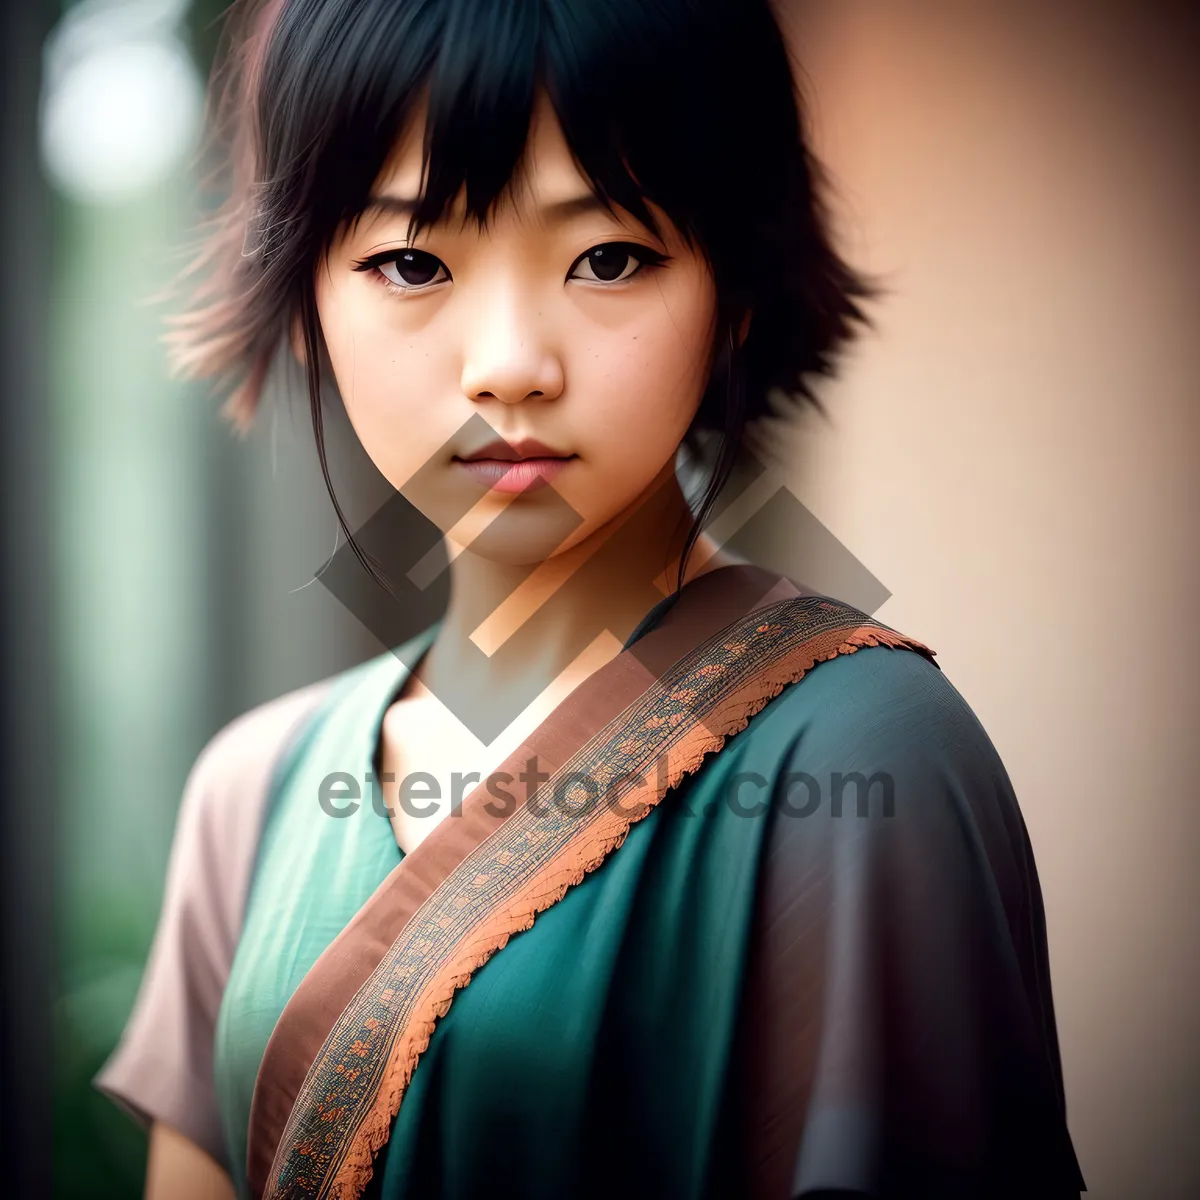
92, 679, 334, 1170
735, 646, 1086, 1199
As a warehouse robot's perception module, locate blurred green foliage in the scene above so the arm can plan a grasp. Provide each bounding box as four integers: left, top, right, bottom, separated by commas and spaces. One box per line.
52, 3, 234, 1196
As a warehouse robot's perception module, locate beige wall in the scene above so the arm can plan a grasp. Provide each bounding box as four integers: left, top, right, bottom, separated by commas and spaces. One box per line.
777, 3, 1200, 1196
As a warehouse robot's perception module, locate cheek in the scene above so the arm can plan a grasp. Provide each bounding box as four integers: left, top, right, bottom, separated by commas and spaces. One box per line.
572, 287, 715, 474
315, 278, 463, 487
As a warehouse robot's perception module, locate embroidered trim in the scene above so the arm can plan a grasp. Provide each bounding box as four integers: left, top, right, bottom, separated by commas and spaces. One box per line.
262, 598, 934, 1199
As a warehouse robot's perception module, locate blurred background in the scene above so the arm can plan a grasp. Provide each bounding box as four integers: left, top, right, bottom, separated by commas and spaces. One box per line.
5, 2, 384, 1197
0, 1, 1196, 1197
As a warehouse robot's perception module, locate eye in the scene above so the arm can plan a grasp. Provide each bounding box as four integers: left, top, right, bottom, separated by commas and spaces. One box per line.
568, 242, 668, 285
353, 247, 450, 292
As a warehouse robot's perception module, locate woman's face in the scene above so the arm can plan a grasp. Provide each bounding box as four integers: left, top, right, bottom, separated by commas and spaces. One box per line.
315, 92, 718, 565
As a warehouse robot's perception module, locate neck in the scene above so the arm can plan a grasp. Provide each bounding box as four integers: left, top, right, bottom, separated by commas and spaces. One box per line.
411, 461, 742, 733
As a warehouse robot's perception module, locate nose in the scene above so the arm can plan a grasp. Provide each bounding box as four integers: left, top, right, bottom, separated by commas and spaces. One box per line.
459, 285, 564, 407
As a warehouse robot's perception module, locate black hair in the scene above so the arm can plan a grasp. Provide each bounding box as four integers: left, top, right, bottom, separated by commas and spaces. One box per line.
173, 0, 876, 594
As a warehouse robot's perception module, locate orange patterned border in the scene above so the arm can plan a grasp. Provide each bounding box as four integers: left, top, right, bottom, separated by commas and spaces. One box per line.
263, 597, 934, 1199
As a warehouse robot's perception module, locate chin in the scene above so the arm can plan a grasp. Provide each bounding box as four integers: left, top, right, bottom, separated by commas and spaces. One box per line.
433, 487, 602, 569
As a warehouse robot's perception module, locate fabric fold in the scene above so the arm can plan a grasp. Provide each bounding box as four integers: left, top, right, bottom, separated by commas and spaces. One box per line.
244, 566, 936, 1200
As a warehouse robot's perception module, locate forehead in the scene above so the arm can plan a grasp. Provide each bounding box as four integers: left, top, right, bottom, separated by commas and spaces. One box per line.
376, 91, 592, 217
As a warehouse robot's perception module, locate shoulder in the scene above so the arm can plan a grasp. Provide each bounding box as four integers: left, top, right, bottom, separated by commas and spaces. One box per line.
92, 670, 349, 1162
745, 630, 1043, 959
178, 626, 435, 867
738, 638, 1083, 1196
93, 650, 417, 1162
183, 674, 342, 827
165, 656, 397, 962
753, 630, 1004, 781
743, 633, 1025, 862
167, 672, 358, 950
181, 654, 389, 840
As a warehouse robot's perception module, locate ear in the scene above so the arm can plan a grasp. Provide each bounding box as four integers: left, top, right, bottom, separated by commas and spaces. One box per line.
736, 309, 753, 348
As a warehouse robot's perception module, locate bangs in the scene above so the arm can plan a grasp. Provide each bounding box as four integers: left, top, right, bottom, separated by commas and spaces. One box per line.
257, 0, 768, 260
179, 0, 872, 473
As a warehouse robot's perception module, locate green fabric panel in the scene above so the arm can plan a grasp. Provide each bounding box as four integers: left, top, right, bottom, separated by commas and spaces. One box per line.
215, 639, 1036, 1198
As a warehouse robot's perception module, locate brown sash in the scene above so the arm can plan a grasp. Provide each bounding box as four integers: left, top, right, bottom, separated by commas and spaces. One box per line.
246, 566, 935, 1199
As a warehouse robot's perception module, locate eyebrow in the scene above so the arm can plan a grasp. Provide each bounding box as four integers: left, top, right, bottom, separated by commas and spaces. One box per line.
363, 191, 612, 226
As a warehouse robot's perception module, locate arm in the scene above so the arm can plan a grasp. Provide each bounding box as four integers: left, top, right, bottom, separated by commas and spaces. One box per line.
736, 644, 1086, 1198
146, 1122, 237, 1200
93, 678, 336, 1189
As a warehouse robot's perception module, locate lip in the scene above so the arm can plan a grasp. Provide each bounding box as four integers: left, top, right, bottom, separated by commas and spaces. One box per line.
456, 437, 571, 462
452, 437, 577, 494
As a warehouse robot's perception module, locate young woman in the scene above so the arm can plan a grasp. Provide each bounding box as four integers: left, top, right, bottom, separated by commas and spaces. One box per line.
95, 1, 1087, 1197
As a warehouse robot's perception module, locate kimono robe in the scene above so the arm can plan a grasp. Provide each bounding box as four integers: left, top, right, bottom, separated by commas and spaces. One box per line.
95, 564, 1086, 1198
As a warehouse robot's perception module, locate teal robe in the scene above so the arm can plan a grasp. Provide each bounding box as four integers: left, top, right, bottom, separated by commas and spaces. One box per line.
212, 587, 1084, 1198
